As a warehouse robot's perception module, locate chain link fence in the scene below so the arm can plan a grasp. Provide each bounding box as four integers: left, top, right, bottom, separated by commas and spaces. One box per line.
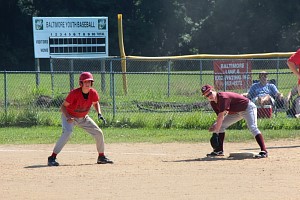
0, 57, 296, 124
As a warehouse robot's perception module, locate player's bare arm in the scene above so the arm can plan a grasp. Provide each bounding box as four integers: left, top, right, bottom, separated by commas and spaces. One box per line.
208, 122, 216, 132
287, 61, 300, 79
211, 111, 226, 133
60, 101, 74, 123
93, 101, 102, 115
93, 101, 107, 124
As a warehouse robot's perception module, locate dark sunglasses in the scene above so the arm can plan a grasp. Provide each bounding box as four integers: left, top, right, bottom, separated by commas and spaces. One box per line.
205, 92, 212, 98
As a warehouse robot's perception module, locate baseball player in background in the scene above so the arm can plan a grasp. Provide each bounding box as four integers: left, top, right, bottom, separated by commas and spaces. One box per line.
287, 49, 300, 95
47, 72, 113, 166
201, 84, 268, 158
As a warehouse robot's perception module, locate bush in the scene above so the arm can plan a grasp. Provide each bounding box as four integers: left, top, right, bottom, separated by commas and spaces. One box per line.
2, 98, 300, 130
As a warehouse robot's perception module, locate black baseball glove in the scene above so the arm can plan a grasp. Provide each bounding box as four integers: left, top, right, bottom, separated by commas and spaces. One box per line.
210, 133, 221, 151
98, 113, 107, 125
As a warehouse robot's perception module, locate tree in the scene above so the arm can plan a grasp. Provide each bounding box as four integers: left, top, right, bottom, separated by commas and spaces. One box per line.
1, 0, 300, 70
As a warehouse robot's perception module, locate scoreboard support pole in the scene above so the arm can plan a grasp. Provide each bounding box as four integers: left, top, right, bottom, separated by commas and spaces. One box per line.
35, 58, 40, 87
69, 59, 74, 90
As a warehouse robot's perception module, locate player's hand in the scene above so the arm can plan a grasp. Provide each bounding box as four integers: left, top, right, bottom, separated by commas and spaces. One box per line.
98, 113, 107, 125
67, 117, 75, 123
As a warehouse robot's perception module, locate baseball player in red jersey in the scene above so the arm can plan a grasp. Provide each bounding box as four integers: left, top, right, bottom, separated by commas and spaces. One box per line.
287, 49, 300, 95
47, 72, 113, 166
201, 84, 268, 158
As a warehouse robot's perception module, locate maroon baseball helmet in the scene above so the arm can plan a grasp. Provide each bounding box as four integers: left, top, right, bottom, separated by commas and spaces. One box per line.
79, 72, 94, 82
201, 84, 213, 96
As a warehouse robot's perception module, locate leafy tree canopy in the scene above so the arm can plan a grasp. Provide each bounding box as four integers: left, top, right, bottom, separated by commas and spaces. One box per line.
0, 0, 299, 70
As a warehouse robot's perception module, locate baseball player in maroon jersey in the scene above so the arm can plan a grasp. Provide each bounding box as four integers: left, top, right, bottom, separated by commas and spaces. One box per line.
47, 72, 113, 166
287, 49, 300, 95
201, 84, 268, 158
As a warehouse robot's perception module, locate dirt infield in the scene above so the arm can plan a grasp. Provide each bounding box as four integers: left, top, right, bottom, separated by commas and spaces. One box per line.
1, 140, 300, 200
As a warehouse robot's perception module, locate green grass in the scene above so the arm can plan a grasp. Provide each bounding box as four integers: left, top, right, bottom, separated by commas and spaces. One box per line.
1, 62, 299, 147
0, 69, 296, 103
2, 109, 300, 130
0, 126, 299, 144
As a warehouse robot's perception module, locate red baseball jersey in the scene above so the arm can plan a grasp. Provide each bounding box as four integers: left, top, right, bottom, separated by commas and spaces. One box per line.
288, 49, 300, 84
288, 49, 300, 65
210, 92, 249, 114
65, 88, 99, 118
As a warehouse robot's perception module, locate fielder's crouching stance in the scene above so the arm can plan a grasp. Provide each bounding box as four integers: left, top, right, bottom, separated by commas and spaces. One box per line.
48, 72, 113, 166
201, 84, 268, 158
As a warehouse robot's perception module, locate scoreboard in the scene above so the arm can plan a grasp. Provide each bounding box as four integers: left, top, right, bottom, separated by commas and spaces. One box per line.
32, 17, 108, 58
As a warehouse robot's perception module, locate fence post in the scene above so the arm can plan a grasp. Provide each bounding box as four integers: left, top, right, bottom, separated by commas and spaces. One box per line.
223, 73, 227, 91
100, 59, 106, 93
245, 60, 249, 93
50, 58, 54, 97
276, 58, 280, 84
167, 60, 171, 97
112, 72, 116, 119
109, 60, 113, 98
199, 59, 203, 86
4, 70, 8, 116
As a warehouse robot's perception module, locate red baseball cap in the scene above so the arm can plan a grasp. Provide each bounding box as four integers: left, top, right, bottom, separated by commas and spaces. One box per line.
201, 84, 213, 96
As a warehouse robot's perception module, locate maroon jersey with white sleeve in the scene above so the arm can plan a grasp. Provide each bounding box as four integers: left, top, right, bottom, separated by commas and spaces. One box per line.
210, 92, 249, 114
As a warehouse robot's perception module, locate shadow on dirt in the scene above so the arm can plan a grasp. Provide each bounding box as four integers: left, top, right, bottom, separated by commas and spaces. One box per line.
24, 163, 94, 168
242, 145, 300, 151
163, 156, 257, 162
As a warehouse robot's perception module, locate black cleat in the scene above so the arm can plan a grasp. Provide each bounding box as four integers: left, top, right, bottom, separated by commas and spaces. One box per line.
206, 151, 224, 157
254, 151, 268, 159
48, 156, 59, 166
97, 156, 113, 164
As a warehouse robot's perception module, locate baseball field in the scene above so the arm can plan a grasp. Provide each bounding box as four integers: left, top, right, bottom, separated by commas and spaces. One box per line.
1, 139, 300, 200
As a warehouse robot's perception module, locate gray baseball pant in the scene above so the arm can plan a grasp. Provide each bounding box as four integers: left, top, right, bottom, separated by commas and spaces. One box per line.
219, 101, 261, 136
53, 114, 105, 154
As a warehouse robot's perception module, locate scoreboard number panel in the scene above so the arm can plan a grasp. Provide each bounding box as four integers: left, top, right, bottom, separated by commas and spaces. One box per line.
32, 17, 108, 58
49, 37, 106, 55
